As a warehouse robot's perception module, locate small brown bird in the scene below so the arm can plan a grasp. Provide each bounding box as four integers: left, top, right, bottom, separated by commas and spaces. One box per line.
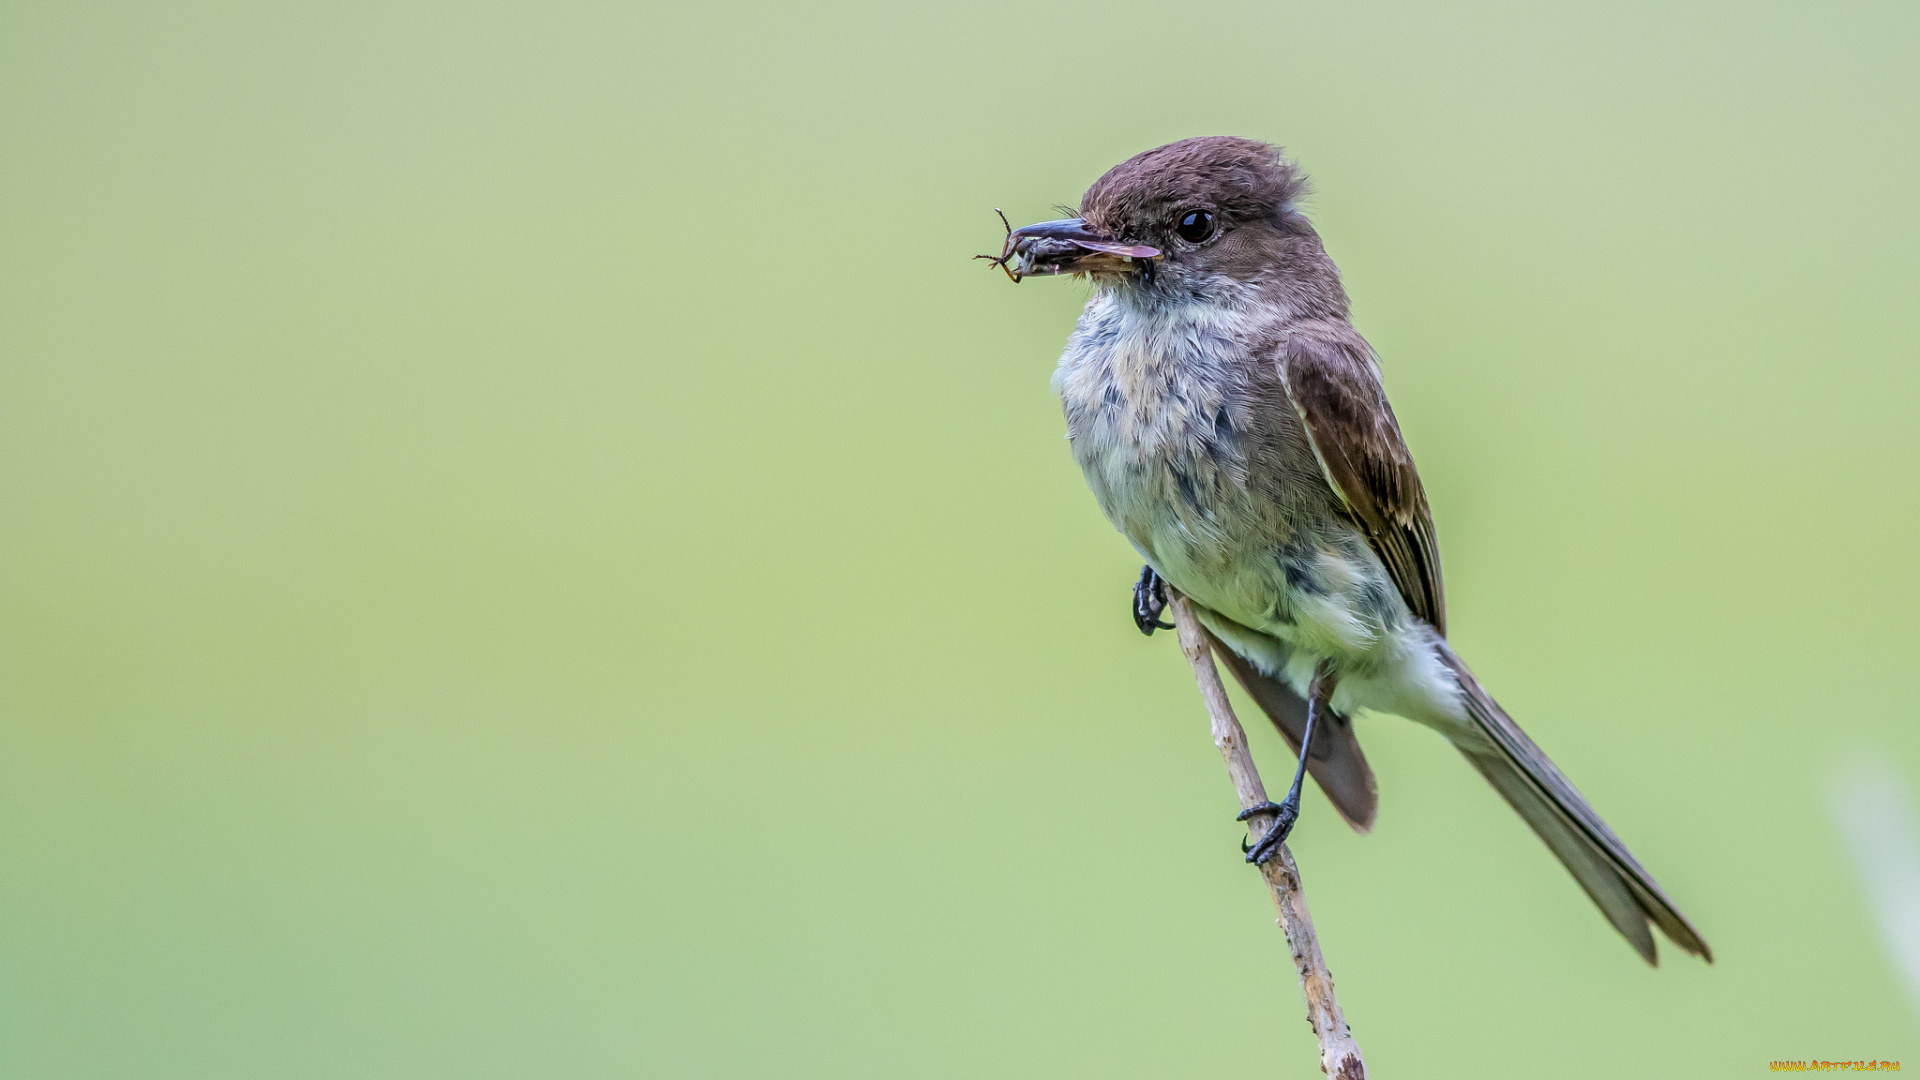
989, 136, 1709, 965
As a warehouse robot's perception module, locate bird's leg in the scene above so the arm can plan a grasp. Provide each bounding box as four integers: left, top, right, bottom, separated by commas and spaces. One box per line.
1132, 565, 1174, 635
1240, 662, 1335, 865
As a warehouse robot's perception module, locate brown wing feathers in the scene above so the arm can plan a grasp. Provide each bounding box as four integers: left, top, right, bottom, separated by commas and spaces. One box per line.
1281, 327, 1447, 636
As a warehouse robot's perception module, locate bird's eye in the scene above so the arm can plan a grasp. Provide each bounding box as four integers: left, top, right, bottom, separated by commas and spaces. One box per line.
1176, 209, 1215, 243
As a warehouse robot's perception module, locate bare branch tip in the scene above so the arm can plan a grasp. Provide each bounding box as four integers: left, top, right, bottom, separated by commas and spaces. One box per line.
1163, 589, 1365, 1078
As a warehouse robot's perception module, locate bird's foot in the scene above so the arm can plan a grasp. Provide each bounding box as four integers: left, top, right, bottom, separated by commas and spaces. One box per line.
1133, 565, 1174, 635
1237, 800, 1299, 865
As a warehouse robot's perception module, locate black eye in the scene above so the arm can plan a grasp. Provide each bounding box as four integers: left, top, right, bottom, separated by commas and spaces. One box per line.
1176, 209, 1215, 243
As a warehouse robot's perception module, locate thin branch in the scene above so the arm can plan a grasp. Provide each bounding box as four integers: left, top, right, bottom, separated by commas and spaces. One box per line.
1167, 589, 1367, 1080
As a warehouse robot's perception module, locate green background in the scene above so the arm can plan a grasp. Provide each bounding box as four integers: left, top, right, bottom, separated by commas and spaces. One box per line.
5, 1, 1917, 1075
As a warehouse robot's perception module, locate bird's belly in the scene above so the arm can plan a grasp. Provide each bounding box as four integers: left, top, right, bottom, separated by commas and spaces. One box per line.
1072, 426, 1401, 666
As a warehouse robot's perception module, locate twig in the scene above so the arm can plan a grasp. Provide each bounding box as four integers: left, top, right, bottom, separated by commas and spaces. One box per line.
1167, 589, 1367, 1080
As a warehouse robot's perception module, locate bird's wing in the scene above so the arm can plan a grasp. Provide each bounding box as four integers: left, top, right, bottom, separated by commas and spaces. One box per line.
1278, 322, 1447, 635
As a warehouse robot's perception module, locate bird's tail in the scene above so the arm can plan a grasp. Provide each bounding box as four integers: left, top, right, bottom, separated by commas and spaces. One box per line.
1437, 643, 1712, 965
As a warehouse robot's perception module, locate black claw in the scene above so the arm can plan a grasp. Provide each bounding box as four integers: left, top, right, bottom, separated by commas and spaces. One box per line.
1133, 565, 1173, 635
1242, 799, 1300, 865
1239, 663, 1331, 865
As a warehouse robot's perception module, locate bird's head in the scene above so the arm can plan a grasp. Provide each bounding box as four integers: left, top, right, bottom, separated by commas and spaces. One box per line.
988, 137, 1340, 312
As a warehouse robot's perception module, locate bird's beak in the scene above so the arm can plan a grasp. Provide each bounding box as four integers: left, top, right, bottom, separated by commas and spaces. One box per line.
994, 218, 1160, 281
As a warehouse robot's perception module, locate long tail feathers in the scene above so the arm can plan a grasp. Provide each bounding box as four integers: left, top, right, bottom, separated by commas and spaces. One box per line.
1208, 632, 1378, 832
1437, 643, 1712, 965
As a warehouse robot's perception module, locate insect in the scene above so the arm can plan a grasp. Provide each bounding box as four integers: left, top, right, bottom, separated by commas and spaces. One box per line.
973, 209, 1025, 282
975, 208, 1161, 285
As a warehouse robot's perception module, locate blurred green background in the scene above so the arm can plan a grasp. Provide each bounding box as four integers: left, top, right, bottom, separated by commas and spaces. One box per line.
4, 0, 1917, 1075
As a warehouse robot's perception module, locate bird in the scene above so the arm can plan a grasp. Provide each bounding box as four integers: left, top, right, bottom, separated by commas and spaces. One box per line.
985, 136, 1710, 965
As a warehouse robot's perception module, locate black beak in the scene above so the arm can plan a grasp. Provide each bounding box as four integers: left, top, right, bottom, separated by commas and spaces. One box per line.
992, 217, 1160, 282
1008, 217, 1107, 245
